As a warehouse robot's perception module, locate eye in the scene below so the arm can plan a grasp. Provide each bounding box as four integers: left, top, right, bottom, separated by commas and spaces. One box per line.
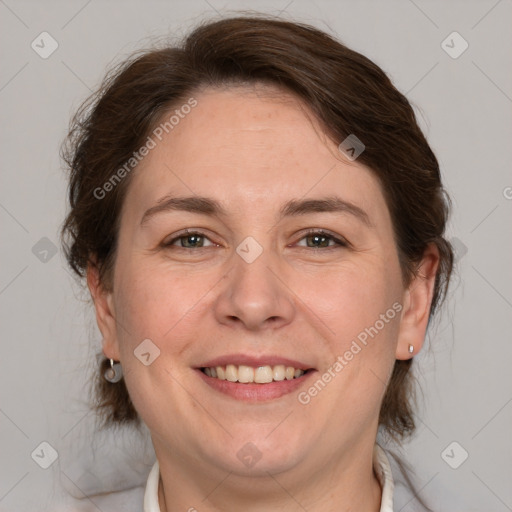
163, 230, 215, 249
162, 229, 347, 250
295, 230, 348, 249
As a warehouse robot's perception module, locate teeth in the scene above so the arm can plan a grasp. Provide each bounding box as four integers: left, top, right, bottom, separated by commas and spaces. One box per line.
238, 365, 254, 383
225, 364, 238, 382
254, 366, 273, 383
202, 364, 306, 383
216, 366, 226, 380
273, 364, 285, 381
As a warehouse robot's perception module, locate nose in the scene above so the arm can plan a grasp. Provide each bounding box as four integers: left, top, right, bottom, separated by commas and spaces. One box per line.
213, 249, 295, 331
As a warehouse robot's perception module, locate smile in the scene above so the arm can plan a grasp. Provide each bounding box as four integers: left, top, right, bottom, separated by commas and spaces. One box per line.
201, 364, 307, 383
196, 356, 316, 401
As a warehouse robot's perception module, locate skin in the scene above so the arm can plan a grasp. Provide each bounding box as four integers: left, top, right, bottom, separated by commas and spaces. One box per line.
88, 84, 439, 512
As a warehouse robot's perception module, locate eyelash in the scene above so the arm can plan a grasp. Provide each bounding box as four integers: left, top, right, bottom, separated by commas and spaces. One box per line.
162, 229, 348, 250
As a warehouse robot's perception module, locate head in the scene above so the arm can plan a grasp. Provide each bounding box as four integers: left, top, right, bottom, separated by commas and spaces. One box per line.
61, 15, 453, 478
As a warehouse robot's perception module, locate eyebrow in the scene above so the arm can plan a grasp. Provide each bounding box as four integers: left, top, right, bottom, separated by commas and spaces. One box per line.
140, 195, 372, 227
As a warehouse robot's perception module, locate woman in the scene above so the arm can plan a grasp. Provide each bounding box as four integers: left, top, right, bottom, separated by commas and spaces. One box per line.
61, 15, 453, 512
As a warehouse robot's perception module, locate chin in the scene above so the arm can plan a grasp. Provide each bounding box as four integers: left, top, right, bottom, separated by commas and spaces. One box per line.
201, 429, 310, 476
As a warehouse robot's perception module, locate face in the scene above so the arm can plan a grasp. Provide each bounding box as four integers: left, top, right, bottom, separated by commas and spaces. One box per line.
91, 85, 435, 482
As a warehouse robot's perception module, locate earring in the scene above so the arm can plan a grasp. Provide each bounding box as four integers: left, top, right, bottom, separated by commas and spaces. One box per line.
104, 358, 123, 383
408, 344, 414, 355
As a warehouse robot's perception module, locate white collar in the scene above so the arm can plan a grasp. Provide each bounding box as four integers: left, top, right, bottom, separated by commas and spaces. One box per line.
144, 443, 394, 511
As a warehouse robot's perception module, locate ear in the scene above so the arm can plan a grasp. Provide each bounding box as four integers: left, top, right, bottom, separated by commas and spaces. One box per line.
86, 262, 120, 361
396, 244, 440, 360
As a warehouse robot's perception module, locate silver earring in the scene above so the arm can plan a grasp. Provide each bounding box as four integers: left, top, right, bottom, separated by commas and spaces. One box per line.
104, 358, 123, 383
408, 344, 414, 355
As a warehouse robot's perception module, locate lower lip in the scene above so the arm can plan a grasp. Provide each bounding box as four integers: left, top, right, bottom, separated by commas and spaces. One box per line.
196, 369, 316, 402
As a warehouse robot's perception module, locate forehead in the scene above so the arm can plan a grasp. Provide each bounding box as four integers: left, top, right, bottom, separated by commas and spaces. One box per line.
123, 85, 387, 221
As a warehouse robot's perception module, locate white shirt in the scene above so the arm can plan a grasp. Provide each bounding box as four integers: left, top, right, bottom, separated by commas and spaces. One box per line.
144, 443, 394, 511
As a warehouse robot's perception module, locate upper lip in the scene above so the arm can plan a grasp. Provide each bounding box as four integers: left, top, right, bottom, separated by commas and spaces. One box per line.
197, 354, 315, 371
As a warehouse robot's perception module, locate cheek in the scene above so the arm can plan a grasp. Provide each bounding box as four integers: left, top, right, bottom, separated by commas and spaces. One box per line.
293, 263, 402, 432
110, 262, 206, 426
292, 257, 403, 352
114, 257, 194, 333
323, 261, 402, 394
292, 255, 403, 420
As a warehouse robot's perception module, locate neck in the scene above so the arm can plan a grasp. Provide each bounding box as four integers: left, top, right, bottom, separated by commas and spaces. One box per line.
156, 440, 383, 512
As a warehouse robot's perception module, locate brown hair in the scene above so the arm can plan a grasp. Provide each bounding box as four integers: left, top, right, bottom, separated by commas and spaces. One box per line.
61, 15, 453, 440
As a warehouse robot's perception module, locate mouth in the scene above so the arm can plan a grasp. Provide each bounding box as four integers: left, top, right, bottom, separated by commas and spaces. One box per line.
195, 356, 316, 402
200, 364, 310, 383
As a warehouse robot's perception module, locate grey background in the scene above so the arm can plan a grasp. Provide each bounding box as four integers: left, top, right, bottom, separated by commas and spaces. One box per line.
1, 0, 511, 511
